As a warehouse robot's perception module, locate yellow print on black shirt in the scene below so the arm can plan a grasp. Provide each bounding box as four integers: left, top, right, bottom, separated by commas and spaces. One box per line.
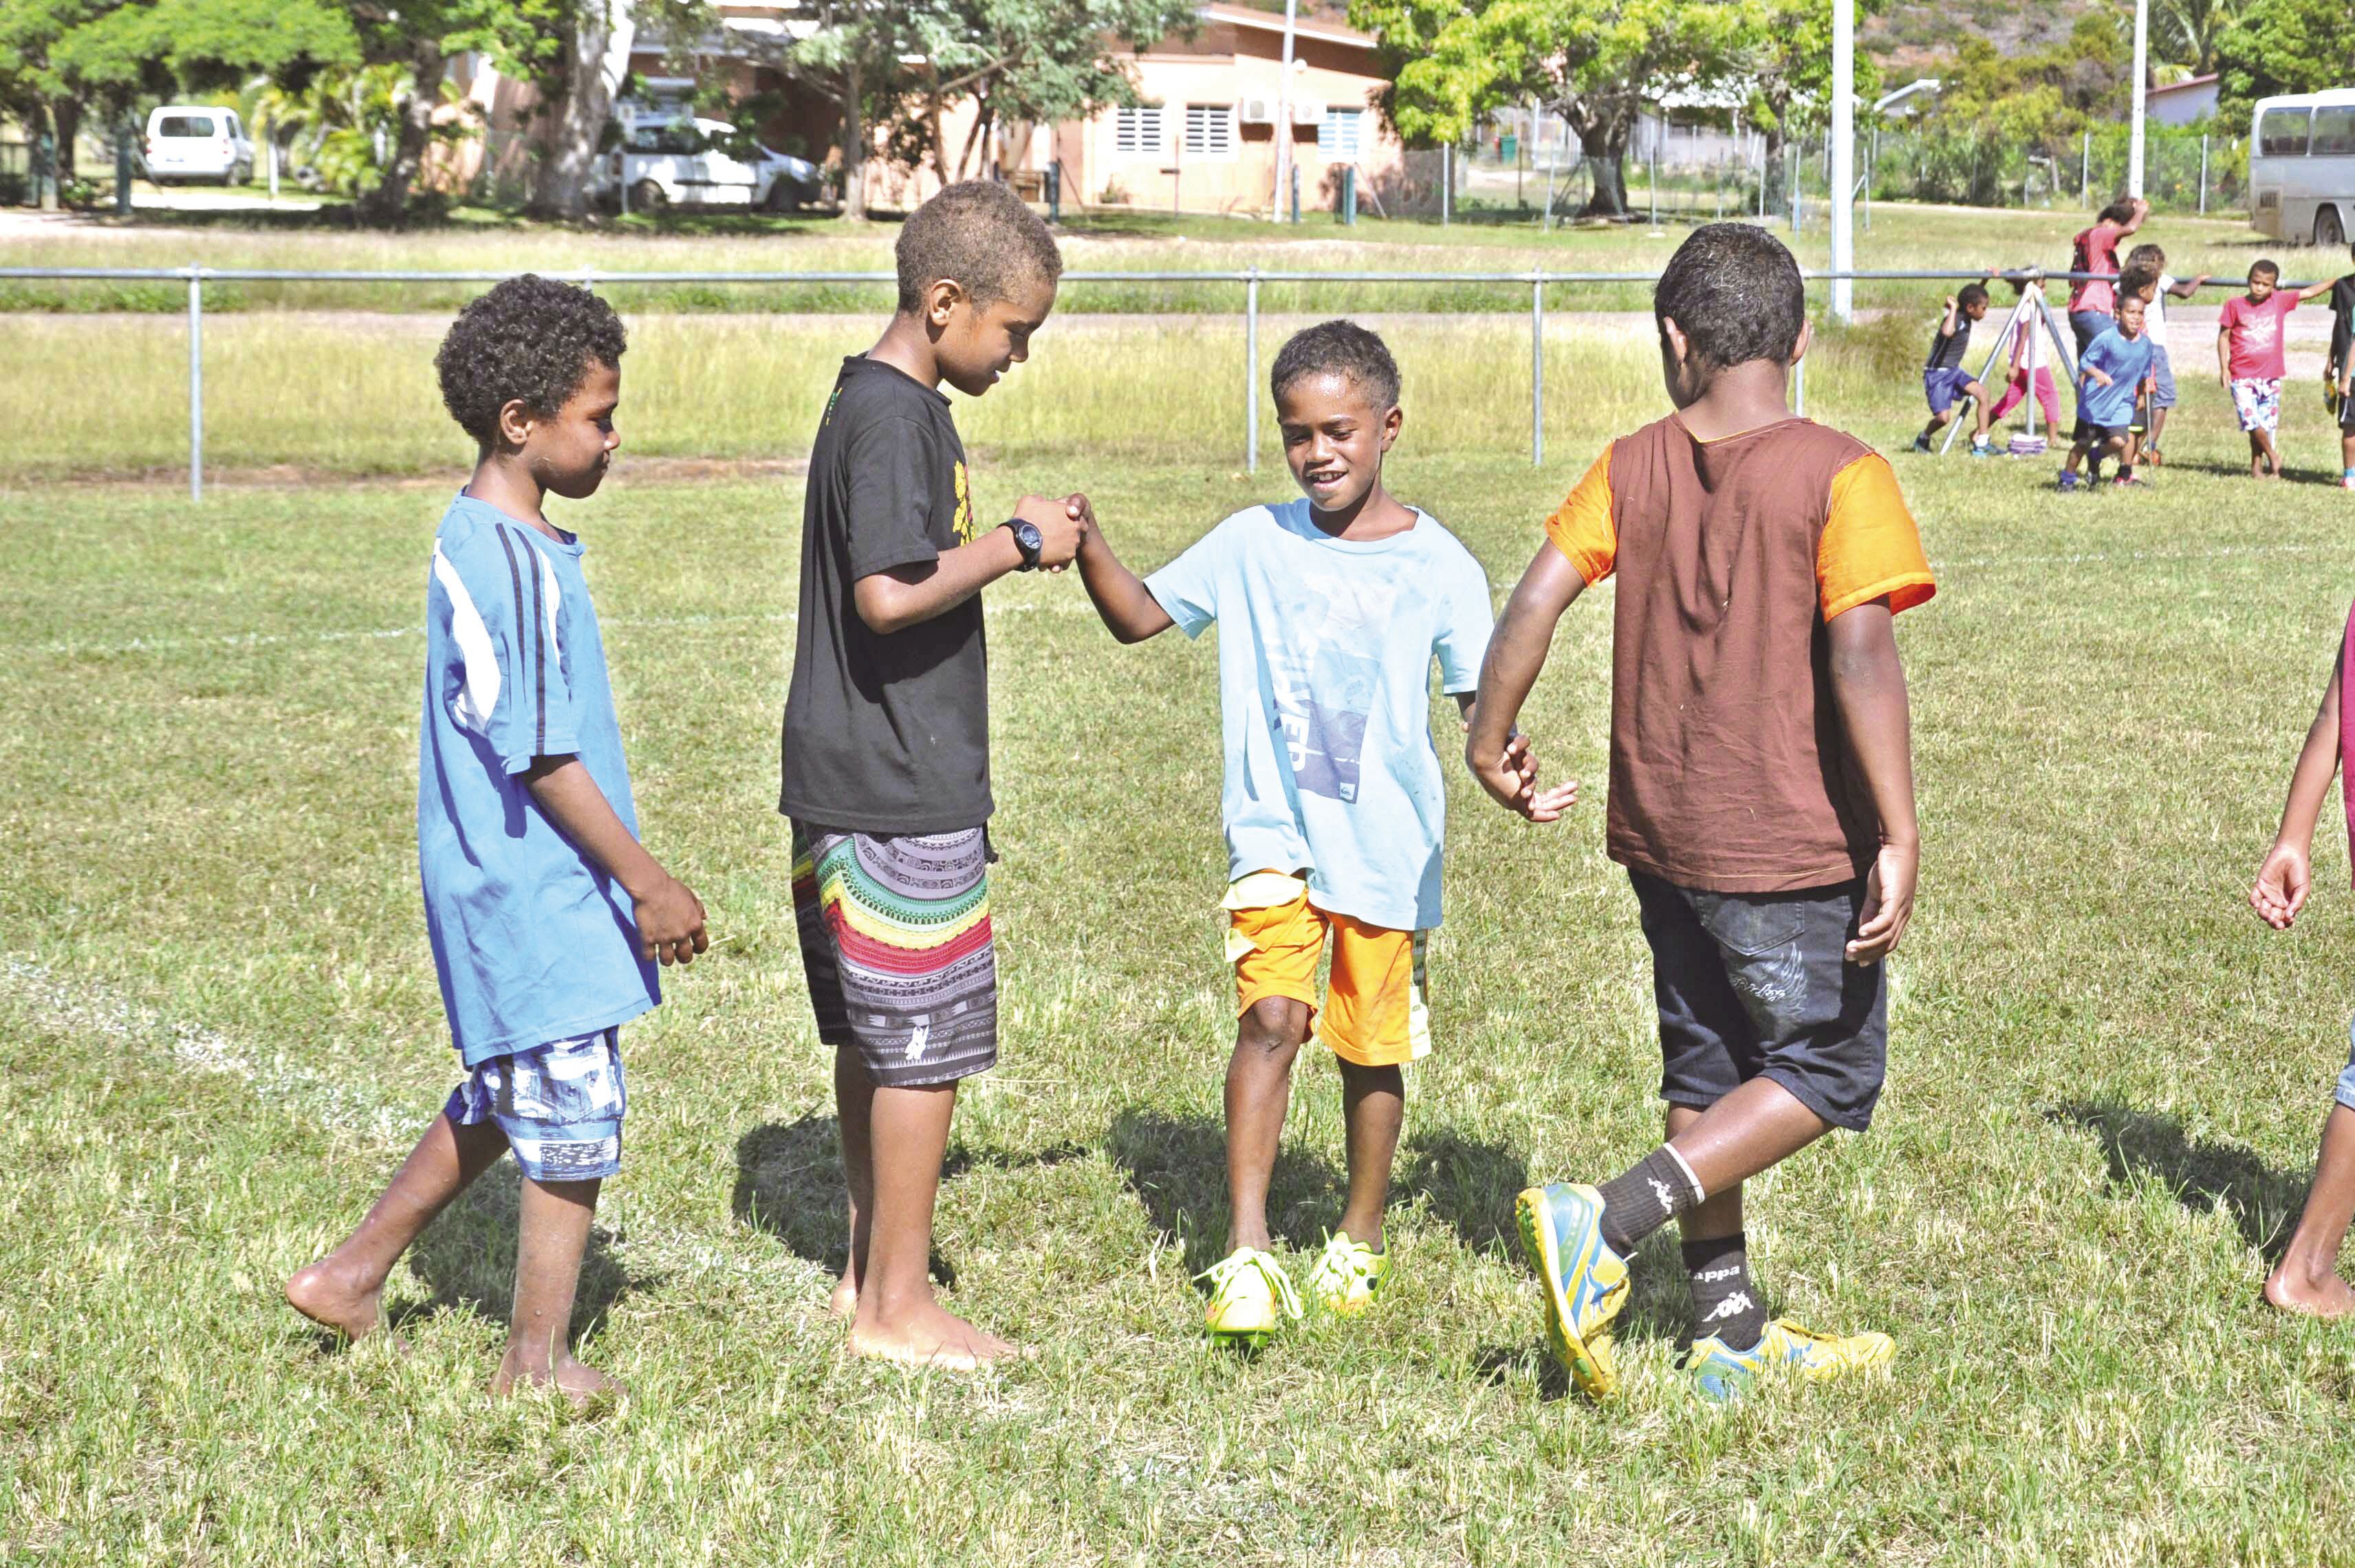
953, 460, 975, 543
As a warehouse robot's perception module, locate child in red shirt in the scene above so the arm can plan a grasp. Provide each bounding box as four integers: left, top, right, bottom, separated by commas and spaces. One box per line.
2218, 259, 2334, 479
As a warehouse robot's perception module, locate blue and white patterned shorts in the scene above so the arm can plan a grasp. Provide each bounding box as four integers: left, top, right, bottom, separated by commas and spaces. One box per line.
2233, 376, 2283, 433
444, 1028, 625, 1183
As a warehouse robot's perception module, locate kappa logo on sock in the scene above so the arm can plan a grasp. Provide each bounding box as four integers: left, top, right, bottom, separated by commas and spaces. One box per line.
1702, 1291, 1756, 1325
1647, 1176, 1678, 1214
1694, 1264, 1744, 1284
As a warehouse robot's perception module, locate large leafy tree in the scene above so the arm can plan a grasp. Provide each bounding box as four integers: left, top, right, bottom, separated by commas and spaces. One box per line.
1350, 0, 1759, 217
1737, 0, 1881, 214
2153, 0, 2242, 78
2215, 0, 2355, 124
891, 0, 1195, 185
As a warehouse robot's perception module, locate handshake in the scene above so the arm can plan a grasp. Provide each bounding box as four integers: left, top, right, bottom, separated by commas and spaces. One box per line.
1007, 492, 1098, 573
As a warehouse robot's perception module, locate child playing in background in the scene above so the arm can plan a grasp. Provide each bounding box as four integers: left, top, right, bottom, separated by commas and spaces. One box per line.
285, 276, 709, 1403
2220, 259, 2336, 480
1468, 224, 1933, 1402
2325, 245, 2355, 489
2068, 198, 2149, 358
2061, 294, 2154, 492
779, 182, 1085, 1370
2248, 603, 2355, 1316
1911, 284, 1990, 455
2119, 243, 2206, 468
1071, 321, 1528, 1345
1981, 271, 2064, 453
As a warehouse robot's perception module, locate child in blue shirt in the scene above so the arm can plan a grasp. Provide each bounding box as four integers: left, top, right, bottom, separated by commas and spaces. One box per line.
286, 276, 707, 1403
1073, 321, 1555, 1344
2060, 293, 2156, 492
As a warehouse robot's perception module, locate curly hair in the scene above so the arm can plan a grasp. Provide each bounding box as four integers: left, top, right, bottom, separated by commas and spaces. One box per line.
1653, 223, 1805, 376
1270, 319, 1401, 410
435, 275, 627, 449
896, 179, 1064, 314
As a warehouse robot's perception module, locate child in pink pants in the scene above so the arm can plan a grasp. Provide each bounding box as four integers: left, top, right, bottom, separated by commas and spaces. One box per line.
1985, 275, 2063, 435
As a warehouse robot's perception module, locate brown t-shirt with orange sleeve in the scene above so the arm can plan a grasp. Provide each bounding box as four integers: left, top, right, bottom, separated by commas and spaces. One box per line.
1544, 414, 1935, 893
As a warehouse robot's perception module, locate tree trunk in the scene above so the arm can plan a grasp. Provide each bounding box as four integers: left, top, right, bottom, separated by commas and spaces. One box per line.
33, 100, 57, 210
532, 0, 627, 219
841, 54, 867, 219
360, 38, 446, 226
1761, 124, 1788, 215
926, 77, 948, 195
1574, 116, 1632, 218
53, 98, 79, 179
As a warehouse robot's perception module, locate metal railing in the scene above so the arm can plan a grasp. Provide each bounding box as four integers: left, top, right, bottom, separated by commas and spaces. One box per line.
0, 263, 2288, 499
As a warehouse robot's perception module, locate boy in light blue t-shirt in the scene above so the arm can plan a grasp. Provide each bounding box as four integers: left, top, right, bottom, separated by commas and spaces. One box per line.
1074, 321, 1569, 1344
286, 276, 707, 1403
2060, 292, 2156, 491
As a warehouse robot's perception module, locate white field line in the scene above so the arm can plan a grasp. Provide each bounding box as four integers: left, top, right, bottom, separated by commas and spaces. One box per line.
0, 953, 825, 1291
10, 538, 2327, 661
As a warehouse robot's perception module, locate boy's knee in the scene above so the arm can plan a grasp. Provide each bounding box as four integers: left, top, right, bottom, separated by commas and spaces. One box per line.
1239, 997, 1310, 1056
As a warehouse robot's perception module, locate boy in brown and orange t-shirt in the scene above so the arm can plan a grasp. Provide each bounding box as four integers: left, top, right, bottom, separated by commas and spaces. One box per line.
1466, 223, 1935, 1403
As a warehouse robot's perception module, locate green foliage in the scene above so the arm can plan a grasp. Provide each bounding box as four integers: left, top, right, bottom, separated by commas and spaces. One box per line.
1922, 12, 2129, 160
2215, 0, 2355, 126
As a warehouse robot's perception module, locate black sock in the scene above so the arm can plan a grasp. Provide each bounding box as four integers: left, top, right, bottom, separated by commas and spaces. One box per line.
1595, 1145, 1702, 1254
1683, 1232, 1767, 1349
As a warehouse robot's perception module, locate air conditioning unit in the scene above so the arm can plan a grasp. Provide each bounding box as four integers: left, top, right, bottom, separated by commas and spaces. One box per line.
1291, 99, 1325, 125
1237, 96, 1277, 126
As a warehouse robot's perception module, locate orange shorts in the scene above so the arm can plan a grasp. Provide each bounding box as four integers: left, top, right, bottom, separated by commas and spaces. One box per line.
1223, 871, 1430, 1068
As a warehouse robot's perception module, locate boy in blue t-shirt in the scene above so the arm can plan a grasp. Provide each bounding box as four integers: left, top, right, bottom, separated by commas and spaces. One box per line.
286, 276, 707, 1403
1073, 322, 1561, 1344
2060, 292, 2156, 492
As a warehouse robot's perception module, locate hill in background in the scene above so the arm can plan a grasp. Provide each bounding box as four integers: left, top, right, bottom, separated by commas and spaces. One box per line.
1866, 0, 2113, 72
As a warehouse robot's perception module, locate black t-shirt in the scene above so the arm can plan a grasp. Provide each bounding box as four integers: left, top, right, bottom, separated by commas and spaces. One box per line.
1924, 310, 1971, 373
780, 356, 992, 834
2330, 276, 2355, 372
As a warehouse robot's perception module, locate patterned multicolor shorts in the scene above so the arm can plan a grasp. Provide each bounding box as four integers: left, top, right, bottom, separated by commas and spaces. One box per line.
792, 823, 998, 1086
443, 1028, 625, 1183
2233, 376, 2283, 433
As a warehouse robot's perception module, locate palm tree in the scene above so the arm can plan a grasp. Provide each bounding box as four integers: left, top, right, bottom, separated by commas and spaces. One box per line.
2152, 0, 2240, 78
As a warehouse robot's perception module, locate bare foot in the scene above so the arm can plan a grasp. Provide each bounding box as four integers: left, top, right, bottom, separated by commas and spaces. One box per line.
2264, 1265, 2355, 1318
492, 1348, 622, 1409
827, 1273, 858, 1320
847, 1299, 1018, 1371
285, 1260, 405, 1351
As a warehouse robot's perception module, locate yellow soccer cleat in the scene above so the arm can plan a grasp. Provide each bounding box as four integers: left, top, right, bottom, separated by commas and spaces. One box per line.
1682, 1317, 1896, 1403
1515, 1183, 1631, 1400
1304, 1231, 1392, 1318
1197, 1246, 1302, 1346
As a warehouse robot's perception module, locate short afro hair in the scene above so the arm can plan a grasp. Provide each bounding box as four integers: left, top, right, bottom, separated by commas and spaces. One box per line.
896, 179, 1064, 314
2251, 257, 2281, 281
435, 274, 627, 450
1654, 223, 1805, 377
1270, 319, 1401, 411
1957, 282, 1989, 310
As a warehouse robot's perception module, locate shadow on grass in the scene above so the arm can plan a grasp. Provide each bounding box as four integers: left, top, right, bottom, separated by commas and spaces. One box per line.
1105, 1107, 1343, 1276
398, 1164, 651, 1341
2143, 457, 2347, 488
1395, 1126, 1530, 1258
729, 1115, 1092, 1286
2050, 1100, 2309, 1261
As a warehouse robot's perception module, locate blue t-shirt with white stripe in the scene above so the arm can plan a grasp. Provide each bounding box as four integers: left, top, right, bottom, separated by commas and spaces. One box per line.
418, 493, 658, 1065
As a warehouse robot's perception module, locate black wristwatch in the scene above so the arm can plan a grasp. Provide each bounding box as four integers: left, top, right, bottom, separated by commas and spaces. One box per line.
1002, 518, 1044, 571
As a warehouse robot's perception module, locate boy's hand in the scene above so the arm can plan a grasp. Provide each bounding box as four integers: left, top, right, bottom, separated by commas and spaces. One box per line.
634, 873, 710, 966
2085, 367, 2112, 388
2251, 840, 2313, 930
1012, 493, 1085, 571
1944, 294, 1957, 310
1845, 840, 1918, 966
1469, 730, 1577, 823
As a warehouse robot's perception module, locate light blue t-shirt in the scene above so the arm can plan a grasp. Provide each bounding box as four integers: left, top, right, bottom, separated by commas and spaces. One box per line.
418, 494, 659, 1066
1145, 500, 1495, 931
2077, 328, 2155, 428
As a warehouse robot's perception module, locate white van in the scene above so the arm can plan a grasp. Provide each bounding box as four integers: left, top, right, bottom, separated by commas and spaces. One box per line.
2248, 89, 2355, 246
145, 105, 254, 186
598, 116, 822, 213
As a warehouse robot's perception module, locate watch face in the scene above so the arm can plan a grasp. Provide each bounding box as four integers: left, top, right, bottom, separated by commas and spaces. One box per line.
1015, 521, 1043, 552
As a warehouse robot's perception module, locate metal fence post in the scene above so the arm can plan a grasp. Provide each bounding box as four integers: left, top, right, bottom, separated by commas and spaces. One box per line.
1530, 268, 1545, 467
186, 263, 204, 503
2081, 131, 2090, 204
2199, 134, 2209, 214
1244, 267, 1260, 473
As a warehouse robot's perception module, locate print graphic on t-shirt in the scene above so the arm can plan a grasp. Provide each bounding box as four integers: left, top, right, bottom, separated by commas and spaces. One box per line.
2242, 314, 2281, 353
1270, 571, 1393, 803
952, 461, 975, 543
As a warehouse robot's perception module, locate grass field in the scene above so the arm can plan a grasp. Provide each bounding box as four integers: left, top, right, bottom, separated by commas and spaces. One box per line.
0, 205, 2297, 317
10, 360, 2355, 1564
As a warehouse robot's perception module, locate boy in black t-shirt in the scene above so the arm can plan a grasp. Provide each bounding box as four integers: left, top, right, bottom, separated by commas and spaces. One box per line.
2326, 244, 2355, 490
779, 181, 1085, 1369
1911, 283, 1991, 454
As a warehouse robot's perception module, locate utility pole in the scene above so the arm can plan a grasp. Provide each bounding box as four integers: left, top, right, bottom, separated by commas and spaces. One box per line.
1271, 0, 1297, 221
2127, 0, 2149, 198
1830, 0, 1856, 320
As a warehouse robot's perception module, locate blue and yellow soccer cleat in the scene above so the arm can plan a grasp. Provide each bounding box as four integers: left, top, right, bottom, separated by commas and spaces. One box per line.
1304, 1231, 1391, 1318
1682, 1318, 1896, 1403
1197, 1246, 1302, 1346
1514, 1183, 1631, 1399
